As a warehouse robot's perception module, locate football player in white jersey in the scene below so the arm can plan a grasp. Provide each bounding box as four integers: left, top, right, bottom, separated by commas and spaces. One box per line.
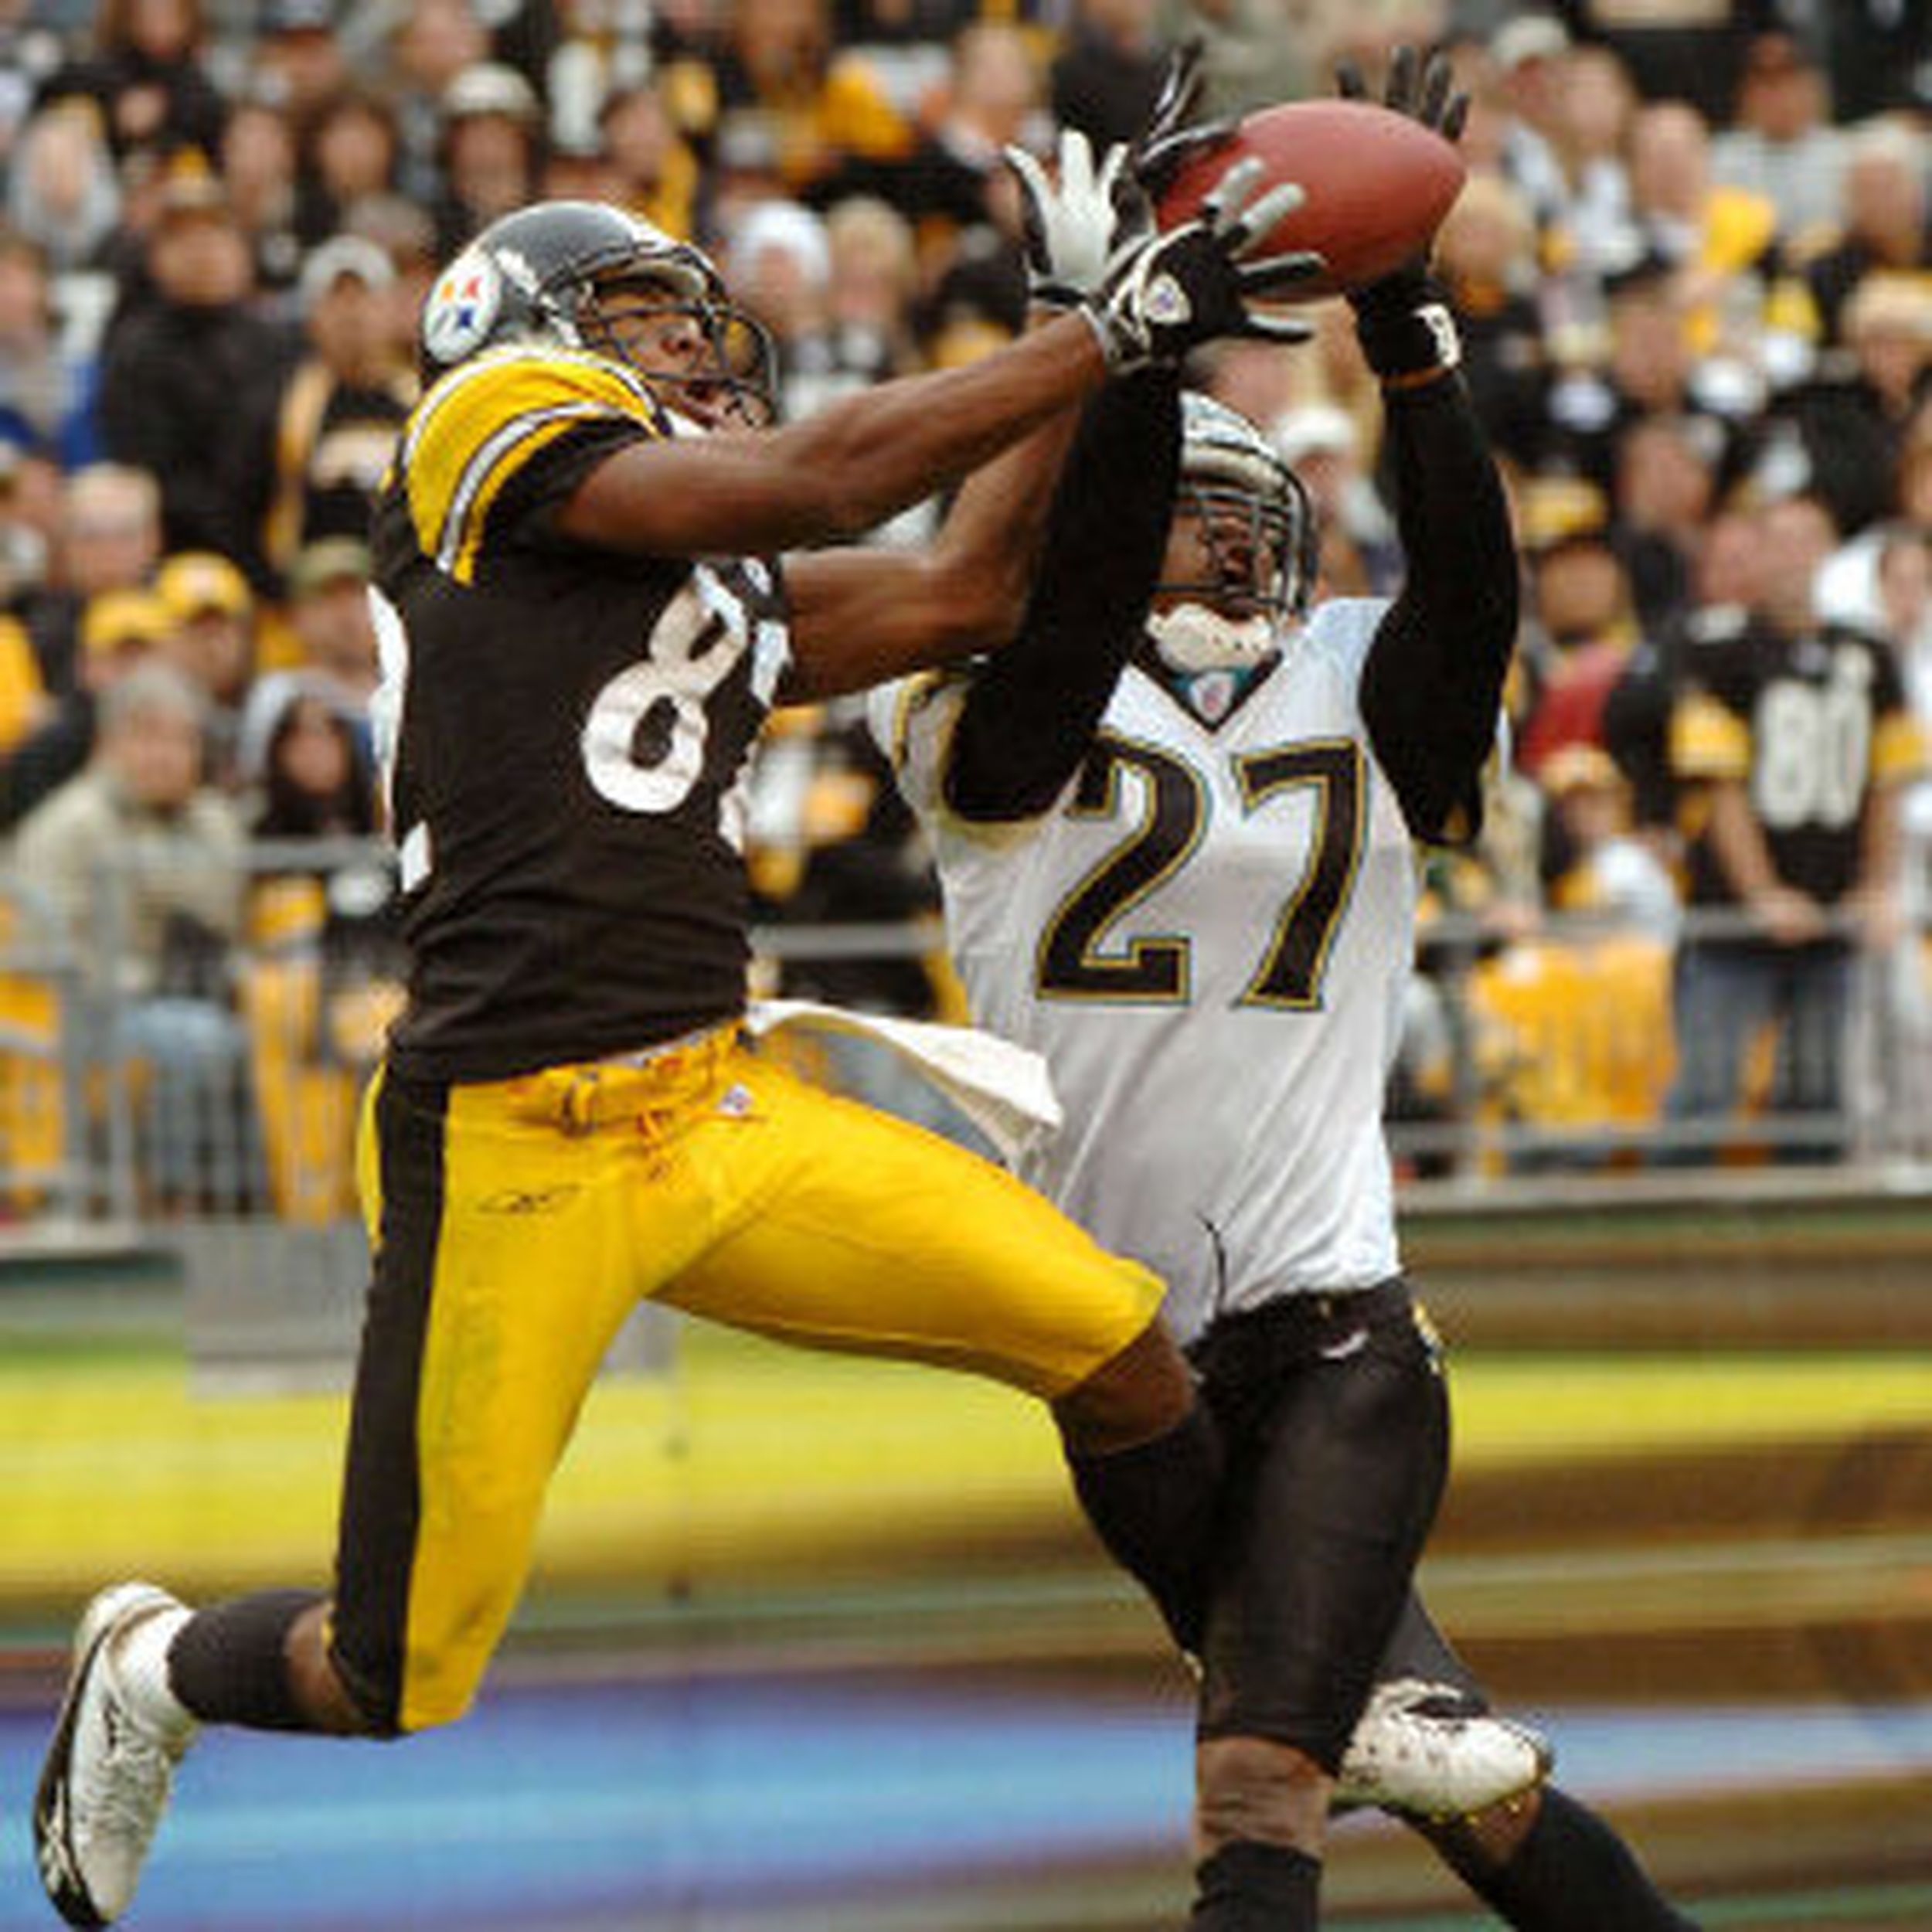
877, 48, 1700, 1932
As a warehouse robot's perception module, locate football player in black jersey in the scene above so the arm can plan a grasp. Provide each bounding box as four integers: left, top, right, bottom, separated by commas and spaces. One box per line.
1665, 490, 1921, 1163
32, 111, 1333, 1927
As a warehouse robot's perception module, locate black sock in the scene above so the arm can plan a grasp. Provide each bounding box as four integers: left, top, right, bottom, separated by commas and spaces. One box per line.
168, 1590, 326, 1732
1190, 1841, 1320, 1930
1066, 1399, 1222, 1652
1457, 1787, 1702, 1931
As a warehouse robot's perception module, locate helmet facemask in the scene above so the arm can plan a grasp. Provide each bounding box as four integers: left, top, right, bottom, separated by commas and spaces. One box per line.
1149, 396, 1314, 677
573, 264, 781, 433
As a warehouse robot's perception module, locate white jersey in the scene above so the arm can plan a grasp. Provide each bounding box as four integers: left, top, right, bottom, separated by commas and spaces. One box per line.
874, 600, 1415, 1346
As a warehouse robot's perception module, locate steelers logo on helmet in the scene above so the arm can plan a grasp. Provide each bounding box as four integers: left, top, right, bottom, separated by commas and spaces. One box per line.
422, 248, 503, 369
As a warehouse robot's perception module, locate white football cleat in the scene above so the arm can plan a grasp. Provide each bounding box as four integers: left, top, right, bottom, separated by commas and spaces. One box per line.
1334, 1676, 1553, 1820
34, 1583, 198, 1928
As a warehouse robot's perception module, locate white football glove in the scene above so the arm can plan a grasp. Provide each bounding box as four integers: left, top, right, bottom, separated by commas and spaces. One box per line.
1005, 131, 1139, 308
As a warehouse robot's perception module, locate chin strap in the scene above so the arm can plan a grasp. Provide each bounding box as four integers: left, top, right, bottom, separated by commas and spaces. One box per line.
1148, 604, 1277, 674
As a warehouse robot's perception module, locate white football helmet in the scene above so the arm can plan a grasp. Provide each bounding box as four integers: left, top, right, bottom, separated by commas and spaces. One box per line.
1149, 391, 1316, 675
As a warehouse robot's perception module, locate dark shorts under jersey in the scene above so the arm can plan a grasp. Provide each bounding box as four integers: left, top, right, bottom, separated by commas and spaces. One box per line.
1188, 1278, 1451, 1766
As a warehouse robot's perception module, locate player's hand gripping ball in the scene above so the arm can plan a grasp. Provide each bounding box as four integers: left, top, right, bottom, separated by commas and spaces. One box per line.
1155, 97, 1466, 301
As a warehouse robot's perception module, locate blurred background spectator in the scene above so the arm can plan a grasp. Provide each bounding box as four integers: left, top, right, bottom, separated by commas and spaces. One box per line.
12, 655, 260, 1210
0, 229, 100, 471
37, 0, 226, 168
1709, 29, 1845, 250
153, 545, 255, 782
94, 165, 292, 592
261, 231, 411, 582
5, 96, 124, 282
1804, 116, 1931, 349
432, 58, 544, 252
1664, 492, 1923, 1165
17, 458, 161, 702
238, 532, 376, 777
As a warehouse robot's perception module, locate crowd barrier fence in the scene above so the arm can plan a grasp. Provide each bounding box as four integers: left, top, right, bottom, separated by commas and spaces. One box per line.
3, 843, 1930, 1376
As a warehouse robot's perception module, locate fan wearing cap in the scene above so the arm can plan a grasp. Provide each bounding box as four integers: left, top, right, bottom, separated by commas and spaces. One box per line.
432, 60, 544, 255
95, 164, 294, 592
1270, 401, 1401, 595
1, 580, 175, 831
263, 234, 413, 582
1541, 742, 1680, 942
154, 549, 257, 783
1485, 13, 1573, 235
235, 535, 377, 782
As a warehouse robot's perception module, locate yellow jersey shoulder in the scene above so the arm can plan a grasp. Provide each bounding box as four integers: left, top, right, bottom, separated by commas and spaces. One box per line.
393, 345, 665, 580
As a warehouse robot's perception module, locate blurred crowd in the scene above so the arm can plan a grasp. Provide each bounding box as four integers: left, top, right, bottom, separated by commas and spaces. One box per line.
0, 0, 1928, 1199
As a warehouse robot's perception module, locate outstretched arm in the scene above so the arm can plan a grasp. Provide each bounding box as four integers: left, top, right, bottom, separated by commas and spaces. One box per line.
1359, 366, 1518, 844
564, 138, 1314, 702
944, 367, 1184, 821
560, 309, 1110, 566
1342, 44, 1518, 843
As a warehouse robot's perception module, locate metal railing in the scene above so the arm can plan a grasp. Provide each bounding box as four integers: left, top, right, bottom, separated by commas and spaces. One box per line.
2, 846, 1930, 1236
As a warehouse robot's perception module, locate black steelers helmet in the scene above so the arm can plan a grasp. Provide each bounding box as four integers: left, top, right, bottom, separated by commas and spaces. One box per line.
417, 199, 779, 427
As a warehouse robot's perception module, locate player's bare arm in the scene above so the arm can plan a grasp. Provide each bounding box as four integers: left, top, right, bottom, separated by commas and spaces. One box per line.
556, 308, 1109, 563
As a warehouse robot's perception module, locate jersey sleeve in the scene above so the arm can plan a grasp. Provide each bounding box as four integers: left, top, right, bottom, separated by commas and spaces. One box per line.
1357, 373, 1519, 846
870, 670, 966, 822
869, 668, 1049, 852
1866, 635, 1927, 788
1668, 633, 1753, 784
394, 350, 660, 585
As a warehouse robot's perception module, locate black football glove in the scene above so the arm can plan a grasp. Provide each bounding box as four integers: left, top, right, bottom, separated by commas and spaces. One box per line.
1084, 155, 1325, 372
1336, 44, 1470, 383
1131, 37, 1240, 202
1005, 38, 1241, 313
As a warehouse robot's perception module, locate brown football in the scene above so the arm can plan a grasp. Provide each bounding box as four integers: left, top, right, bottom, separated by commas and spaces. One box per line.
1156, 98, 1467, 301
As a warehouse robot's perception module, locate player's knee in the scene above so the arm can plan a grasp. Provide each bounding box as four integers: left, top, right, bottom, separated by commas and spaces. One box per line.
1053, 1319, 1194, 1454
1195, 1734, 1331, 1858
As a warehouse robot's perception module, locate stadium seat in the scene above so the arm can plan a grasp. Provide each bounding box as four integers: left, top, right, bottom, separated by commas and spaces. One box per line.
1463, 932, 1676, 1165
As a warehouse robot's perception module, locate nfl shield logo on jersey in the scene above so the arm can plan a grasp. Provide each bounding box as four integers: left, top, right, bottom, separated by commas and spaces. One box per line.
423, 251, 503, 367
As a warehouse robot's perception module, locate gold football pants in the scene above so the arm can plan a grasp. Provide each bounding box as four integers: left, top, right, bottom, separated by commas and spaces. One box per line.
331, 1027, 1163, 1732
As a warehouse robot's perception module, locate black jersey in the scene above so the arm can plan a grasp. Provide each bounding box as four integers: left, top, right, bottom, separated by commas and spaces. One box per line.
1672, 615, 1921, 917
369, 345, 792, 1080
